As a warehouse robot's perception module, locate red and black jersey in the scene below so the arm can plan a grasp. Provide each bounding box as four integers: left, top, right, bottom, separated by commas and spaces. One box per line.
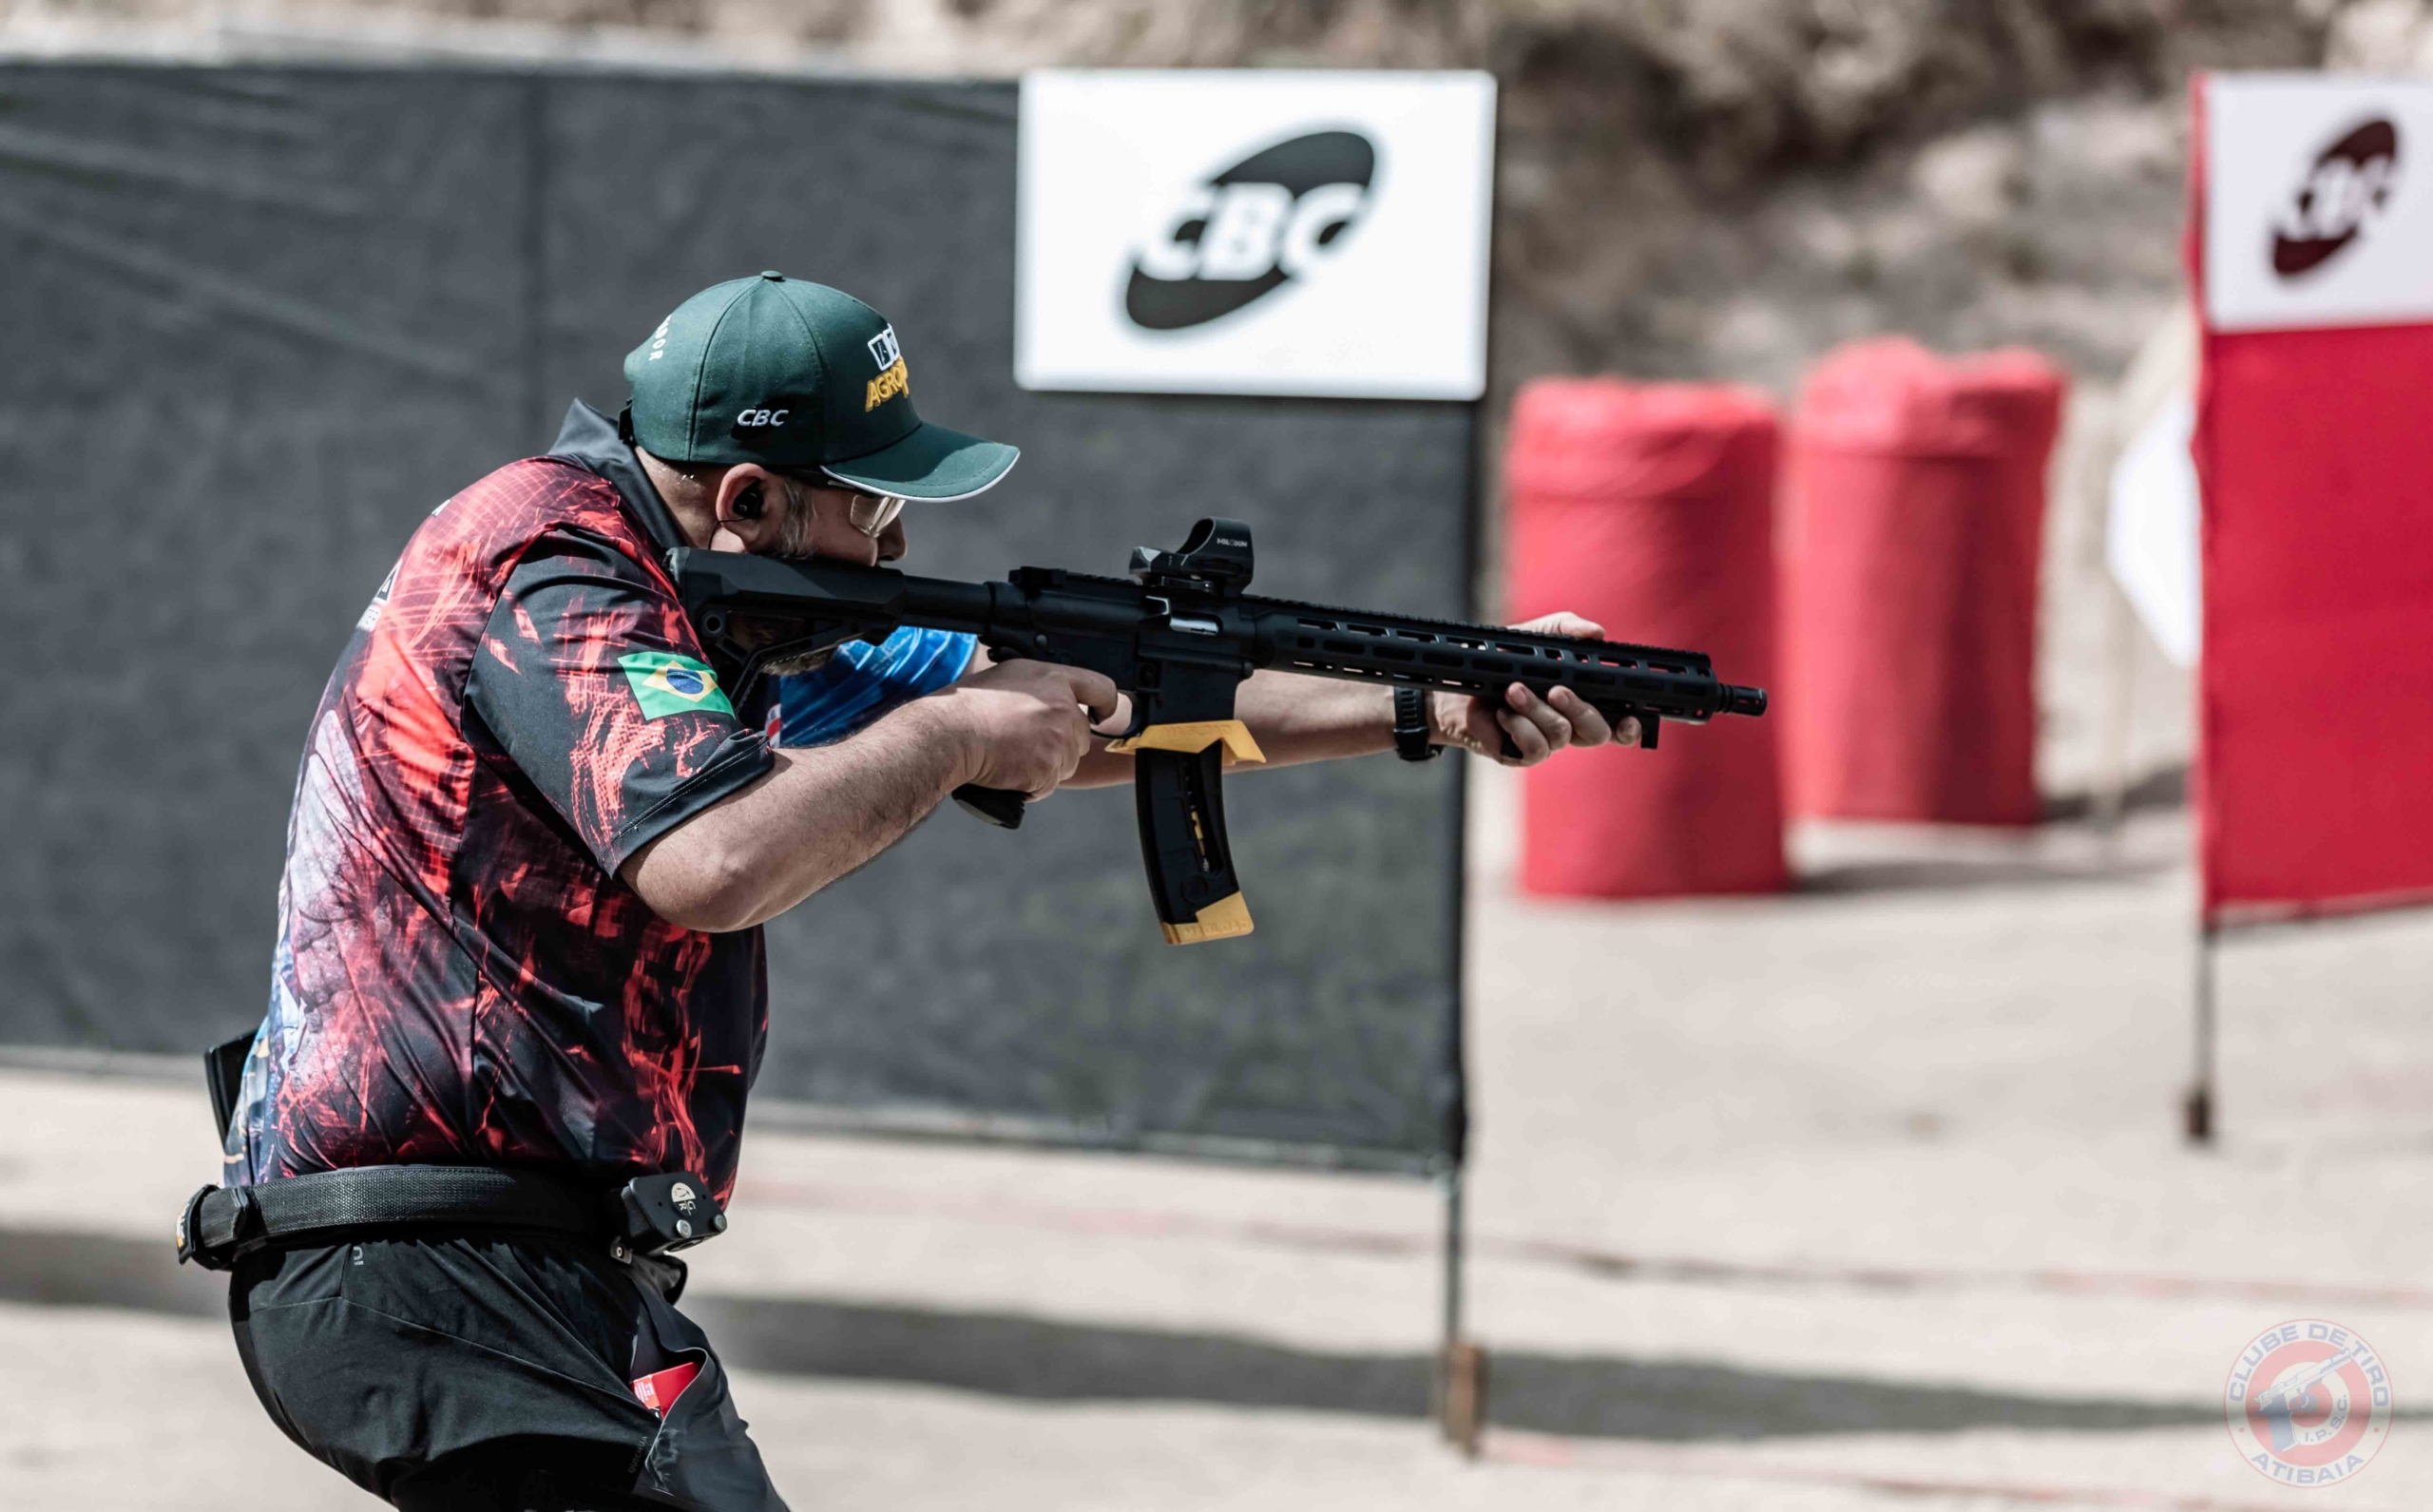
225, 405, 776, 1201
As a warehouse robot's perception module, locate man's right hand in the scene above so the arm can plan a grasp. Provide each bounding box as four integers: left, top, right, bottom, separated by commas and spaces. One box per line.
935, 660, 1121, 801
626, 658, 1121, 932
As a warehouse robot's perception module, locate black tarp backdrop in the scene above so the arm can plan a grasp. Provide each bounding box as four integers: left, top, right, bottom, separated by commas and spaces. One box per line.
0, 65, 1471, 1171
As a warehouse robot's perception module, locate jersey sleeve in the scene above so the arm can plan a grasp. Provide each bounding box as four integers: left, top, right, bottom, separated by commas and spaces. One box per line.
770, 626, 977, 749
465, 528, 775, 874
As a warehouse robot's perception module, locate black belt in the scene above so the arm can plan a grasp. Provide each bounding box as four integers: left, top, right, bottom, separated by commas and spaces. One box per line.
176, 1164, 725, 1273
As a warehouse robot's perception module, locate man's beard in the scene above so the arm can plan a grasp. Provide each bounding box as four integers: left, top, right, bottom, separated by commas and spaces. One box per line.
769, 476, 821, 560
748, 481, 843, 676
757, 646, 839, 678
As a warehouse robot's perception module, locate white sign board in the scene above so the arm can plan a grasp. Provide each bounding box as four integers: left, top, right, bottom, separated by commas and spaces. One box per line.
2106, 392, 2201, 667
1016, 69, 1495, 399
2206, 73, 2433, 333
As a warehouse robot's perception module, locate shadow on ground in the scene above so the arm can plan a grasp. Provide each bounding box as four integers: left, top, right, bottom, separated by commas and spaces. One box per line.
9, 1228, 2224, 1442
1793, 849, 2180, 895
1790, 770, 2190, 896
688, 1293, 2220, 1440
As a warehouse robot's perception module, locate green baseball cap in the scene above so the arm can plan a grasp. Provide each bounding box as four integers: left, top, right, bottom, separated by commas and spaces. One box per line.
623, 272, 1017, 501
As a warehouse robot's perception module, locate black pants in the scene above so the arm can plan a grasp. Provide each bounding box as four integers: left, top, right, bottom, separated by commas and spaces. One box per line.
229, 1231, 787, 1511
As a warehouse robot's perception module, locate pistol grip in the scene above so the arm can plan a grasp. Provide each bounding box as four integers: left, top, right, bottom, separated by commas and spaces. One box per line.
1133, 745, 1254, 945
951, 784, 1027, 829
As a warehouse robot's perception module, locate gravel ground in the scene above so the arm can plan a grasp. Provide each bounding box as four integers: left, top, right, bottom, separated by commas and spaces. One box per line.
9, 766, 2432, 1509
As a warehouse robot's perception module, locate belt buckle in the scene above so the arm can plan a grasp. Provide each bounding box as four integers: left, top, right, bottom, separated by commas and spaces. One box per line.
174, 1185, 216, 1268
174, 1183, 257, 1271
609, 1172, 726, 1261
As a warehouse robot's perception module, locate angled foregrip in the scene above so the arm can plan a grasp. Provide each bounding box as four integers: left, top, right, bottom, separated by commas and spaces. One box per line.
951, 784, 1027, 829
1134, 745, 1254, 945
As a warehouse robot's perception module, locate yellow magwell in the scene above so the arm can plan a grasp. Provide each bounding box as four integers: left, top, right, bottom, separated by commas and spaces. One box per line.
1104, 720, 1266, 765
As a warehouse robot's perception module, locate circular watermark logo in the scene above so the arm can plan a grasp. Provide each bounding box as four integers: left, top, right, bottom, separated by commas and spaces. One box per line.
2225, 1319, 2394, 1486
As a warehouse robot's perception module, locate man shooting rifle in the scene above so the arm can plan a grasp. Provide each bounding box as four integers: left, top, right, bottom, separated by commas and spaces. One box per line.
185, 273, 1639, 1510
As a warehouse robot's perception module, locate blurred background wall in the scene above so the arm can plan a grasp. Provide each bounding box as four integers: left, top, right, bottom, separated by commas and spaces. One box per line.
16, 0, 2431, 804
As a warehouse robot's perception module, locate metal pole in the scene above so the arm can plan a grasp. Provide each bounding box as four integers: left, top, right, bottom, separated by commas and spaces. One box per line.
1435, 1163, 1485, 1455
2184, 923, 2217, 1144
1440, 1163, 1465, 1360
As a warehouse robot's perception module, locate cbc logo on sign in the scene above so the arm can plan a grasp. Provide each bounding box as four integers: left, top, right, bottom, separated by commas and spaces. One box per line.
1017, 70, 1491, 395
2271, 116, 2400, 278
1125, 129, 1377, 332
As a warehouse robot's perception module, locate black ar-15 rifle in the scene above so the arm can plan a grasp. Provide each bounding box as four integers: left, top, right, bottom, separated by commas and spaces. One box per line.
675, 517, 1767, 946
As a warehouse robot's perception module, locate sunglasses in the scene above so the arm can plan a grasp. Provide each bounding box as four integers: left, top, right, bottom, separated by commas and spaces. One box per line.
776, 471, 907, 539
846, 490, 906, 539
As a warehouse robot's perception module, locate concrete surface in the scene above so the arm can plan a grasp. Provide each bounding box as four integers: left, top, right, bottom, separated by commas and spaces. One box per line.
9, 763, 2433, 1508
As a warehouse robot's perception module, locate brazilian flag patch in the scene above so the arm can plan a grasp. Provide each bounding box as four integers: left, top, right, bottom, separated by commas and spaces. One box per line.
619, 651, 734, 719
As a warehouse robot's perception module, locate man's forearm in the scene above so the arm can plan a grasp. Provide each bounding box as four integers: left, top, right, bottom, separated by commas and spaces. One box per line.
1064, 669, 1399, 788
1234, 668, 1402, 764
623, 701, 971, 931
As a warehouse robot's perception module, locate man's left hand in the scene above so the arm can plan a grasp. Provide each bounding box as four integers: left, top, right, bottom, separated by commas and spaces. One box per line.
1435, 611, 1642, 766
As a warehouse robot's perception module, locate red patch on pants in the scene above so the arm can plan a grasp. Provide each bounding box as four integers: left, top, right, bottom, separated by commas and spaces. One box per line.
631, 1360, 700, 1416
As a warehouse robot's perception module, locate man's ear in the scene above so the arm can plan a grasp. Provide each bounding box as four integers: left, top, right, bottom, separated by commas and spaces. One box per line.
711, 465, 784, 553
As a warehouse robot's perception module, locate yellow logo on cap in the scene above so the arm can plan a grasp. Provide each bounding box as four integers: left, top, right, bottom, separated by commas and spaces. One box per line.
866, 357, 909, 411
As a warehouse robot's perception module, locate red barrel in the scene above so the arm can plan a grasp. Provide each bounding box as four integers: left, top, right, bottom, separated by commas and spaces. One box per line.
1504, 378, 1786, 897
1783, 338, 2066, 826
